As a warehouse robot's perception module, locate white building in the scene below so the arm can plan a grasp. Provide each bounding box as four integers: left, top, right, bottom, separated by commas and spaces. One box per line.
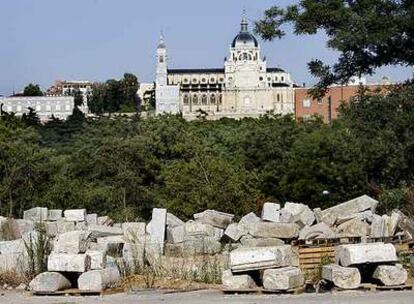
155, 13, 295, 120
0, 96, 76, 122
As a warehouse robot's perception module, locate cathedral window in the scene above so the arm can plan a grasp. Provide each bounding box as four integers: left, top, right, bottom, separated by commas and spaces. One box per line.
210, 94, 216, 104
183, 94, 189, 104
192, 94, 199, 104
202, 94, 208, 104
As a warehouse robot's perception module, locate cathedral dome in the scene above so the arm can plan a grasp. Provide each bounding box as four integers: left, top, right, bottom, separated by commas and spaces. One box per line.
231, 13, 258, 48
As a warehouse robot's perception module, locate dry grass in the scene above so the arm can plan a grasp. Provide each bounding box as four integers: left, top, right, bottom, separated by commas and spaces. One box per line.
0, 271, 27, 287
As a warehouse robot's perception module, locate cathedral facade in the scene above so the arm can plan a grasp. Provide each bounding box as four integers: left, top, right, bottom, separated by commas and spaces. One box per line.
155, 15, 295, 120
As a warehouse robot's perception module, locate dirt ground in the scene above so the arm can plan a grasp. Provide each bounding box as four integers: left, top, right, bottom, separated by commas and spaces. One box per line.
2, 289, 414, 304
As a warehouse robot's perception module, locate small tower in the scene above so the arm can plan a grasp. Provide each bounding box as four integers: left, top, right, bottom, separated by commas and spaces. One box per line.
156, 33, 168, 86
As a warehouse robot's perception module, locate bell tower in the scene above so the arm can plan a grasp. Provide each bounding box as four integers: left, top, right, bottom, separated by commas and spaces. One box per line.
156, 33, 168, 86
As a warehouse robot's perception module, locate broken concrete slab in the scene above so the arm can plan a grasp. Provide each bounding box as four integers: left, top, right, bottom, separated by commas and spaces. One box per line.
321, 195, 378, 226
335, 218, 370, 238
23, 207, 48, 223
88, 224, 123, 239
29, 272, 71, 292
166, 225, 185, 244
167, 212, 184, 228
64, 209, 87, 222
239, 236, 284, 247
263, 267, 304, 290
48, 253, 91, 272
373, 264, 408, 286
47, 210, 62, 221
299, 223, 336, 240
261, 202, 280, 222
230, 245, 299, 272
78, 268, 120, 292
147, 208, 167, 256
194, 210, 234, 229
222, 270, 257, 290
54, 231, 91, 254
224, 223, 246, 242
322, 264, 361, 289
336, 243, 397, 267
248, 222, 300, 239
86, 249, 107, 270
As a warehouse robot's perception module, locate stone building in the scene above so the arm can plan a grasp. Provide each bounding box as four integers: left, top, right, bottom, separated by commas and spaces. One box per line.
155, 13, 295, 120
0, 96, 76, 122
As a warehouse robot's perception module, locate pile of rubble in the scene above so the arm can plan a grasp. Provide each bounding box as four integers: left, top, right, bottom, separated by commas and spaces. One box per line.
0, 194, 413, 294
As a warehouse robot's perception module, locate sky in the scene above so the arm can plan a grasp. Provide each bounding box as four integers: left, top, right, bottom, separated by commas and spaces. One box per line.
0, 0, 412, 96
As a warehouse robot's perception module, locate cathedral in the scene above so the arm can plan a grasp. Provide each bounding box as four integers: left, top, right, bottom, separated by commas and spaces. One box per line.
155, 13, 295, 120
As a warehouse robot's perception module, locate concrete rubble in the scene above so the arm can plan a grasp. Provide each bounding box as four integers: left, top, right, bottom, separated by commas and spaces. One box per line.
0, 194, 410, 294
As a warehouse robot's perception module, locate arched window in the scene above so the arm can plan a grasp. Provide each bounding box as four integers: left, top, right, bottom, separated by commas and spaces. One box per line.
210, 94, 216, 104
183, 94, 189, 104
202, 94, 208, 104
192, 94, 199, 104
281, 76, 285, 81
277, 94, 280, 102
275, 76, 278, 82
239, 52, 252, 61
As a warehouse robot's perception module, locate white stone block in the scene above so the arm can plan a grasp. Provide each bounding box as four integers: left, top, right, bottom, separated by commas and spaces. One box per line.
222, 270, 257, 290
248, 222, 299, 239
47, 210, 62, 221
64, 209, 87, 222
230, 245, 299, 272
86, 214, 98, 225
23, 207, 48, 222
166, 225, 185, 244
263, 267, 304, 290
167, 212, 184, 228
261, 202, 280, 222
54, 231, 90, 254
88, 224, 123, 238
78, 268, 120, 292
86, 250, 107, 270
224, 223, 246, 242
194, 209, 234, 229
239, 212, 260, 226
29, 272, 71, 292
322, 264, 361, 289
336, 243, 397, 267
147, 208, 167, 256
122, 222, 146, 240
373, 264, 408, 286
48, 253, 91, 272
299, 223, 336, 240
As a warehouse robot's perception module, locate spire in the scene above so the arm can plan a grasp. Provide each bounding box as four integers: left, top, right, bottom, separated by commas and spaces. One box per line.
240, 8, 248, 32
158, 31, 166, 49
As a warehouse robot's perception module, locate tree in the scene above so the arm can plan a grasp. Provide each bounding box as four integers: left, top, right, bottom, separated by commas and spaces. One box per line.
21, 107, 41, 128
23, 83, 43, 96
255, 0, 414, 97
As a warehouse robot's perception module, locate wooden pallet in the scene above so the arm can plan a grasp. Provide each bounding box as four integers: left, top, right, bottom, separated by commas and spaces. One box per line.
31, 288, 104, 296
298, 246, 335, 270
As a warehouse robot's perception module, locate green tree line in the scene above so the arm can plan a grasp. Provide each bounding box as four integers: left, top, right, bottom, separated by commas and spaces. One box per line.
0, 83, 413, 221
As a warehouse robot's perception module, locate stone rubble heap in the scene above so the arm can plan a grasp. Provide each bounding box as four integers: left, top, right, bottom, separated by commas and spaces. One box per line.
0, 194, 412, 293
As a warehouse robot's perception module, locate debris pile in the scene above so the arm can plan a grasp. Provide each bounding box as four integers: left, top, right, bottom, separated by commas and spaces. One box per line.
0, 194, 412, 293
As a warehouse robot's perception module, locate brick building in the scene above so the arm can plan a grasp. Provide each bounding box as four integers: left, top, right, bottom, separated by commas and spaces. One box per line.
295, 79, 391, 123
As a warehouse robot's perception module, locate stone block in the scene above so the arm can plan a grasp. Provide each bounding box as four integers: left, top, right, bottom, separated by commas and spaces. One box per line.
336, 210, 374, 225
56, 218, 75, 234
0, 239, 24, 254
54, 231, 90, 254
13, 219, 35, 238
248, 222, 299, 239
0, 253, 24, 272
166, 225, 185, 244
88, 224, 123, 238
222, 270, 257, 290
86, 249, 107, 270
239, 212, 260, 226
224, 223, 246, 242
29, 272, 71, 292
23, 207, 48, 222
122, 222, 146, 240
165, 237, 222, 256
167, 212, 184, 228
122, 242, 145, 269
393, 210, 414, 237
47, 210, 62, 221
261, 202, 280, 222
299, 223, 336, 240
280, 203, 315, 227
263, 267, 304, 290
370, 214, 386, 238
64, 209, 87, 222
230, 245, 299, 272
373, 264, 408, 286
389, 211, 401, 236
147, 208, 167, 255
48, 253, 91, 272
97, 216, 113, 226
239, 236, 284, 247
321, 195, 378, 226
336, 243, 397, 267
322, 264, 361, 289
78, 268, 120, 292
336, 218, 370, 237
75, 221, 88, 231
194, 209, 234, 229
86, 214, 98, 225
44, 221, 58, 237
